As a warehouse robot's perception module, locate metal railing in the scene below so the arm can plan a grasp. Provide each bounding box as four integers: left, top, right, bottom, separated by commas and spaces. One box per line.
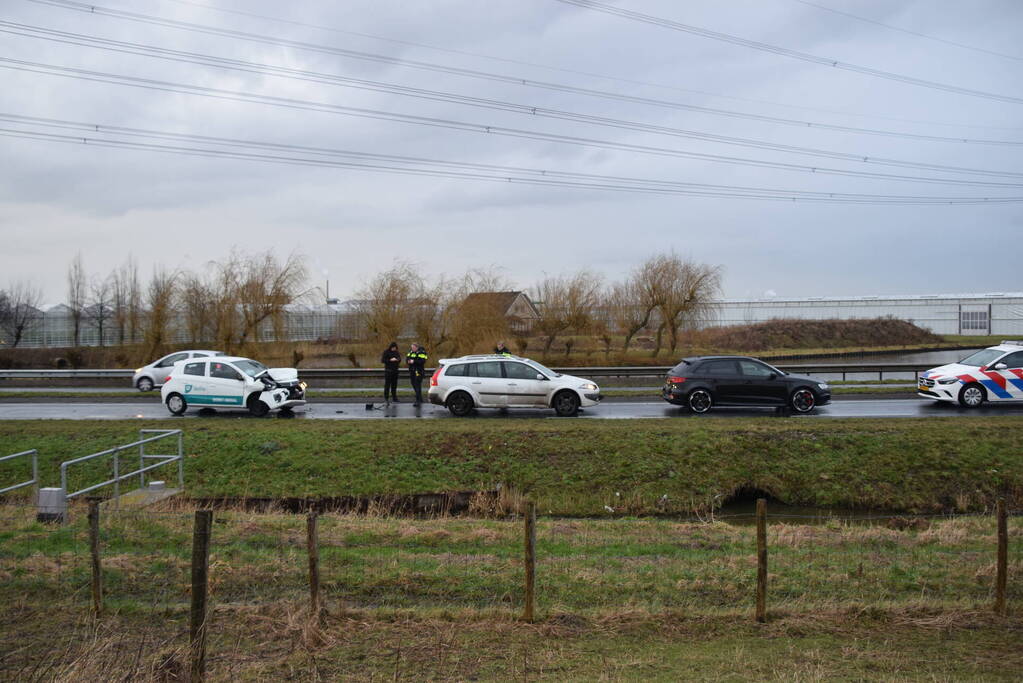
0, 449, 39, 498
0, 363, 933, 382
60, 429, 184, 507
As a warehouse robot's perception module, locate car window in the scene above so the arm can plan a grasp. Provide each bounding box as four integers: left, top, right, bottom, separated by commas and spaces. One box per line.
474, 361, 503, 378
701, 360, 739, 375
504, 362, 540, 380
156, 352, 188, 368
445, 363, 467, 377
958, 349, 1003, 367
210, 362, 243, 381
998, 351, 1023, 369
192, 352, 209, 358
738, 360, 774, 378
183, 362, 206, 377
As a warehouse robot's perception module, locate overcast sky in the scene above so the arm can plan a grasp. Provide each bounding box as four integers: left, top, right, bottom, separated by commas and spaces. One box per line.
2, 0, 1022, 305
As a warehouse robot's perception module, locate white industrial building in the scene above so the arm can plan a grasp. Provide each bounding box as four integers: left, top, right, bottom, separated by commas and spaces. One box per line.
708, 293, 1023, 336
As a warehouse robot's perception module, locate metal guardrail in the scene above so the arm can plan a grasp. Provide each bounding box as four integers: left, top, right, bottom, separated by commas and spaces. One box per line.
0, 449, 39, 497
60, 429, 184, 507
0, 363, 932, 382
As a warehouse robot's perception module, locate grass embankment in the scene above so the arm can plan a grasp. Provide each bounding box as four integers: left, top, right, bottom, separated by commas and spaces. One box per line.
1, 418, 1020, 514
1, 508, 1020, 679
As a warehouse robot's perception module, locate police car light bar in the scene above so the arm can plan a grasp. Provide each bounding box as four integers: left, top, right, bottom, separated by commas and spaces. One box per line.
1001, 340, 1023, 346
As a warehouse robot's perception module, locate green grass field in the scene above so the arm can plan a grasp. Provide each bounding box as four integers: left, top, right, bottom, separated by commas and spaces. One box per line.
1, 417, 1020, 515
1, 505, 1020, 680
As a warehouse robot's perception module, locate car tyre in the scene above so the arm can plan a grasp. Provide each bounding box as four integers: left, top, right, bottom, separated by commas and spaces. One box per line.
166, 393, 187, 415
137, 377, 154, 392
553, 390, 580, 417
687, 389, 713, 414
958, 383, 985, 409
446, 391, 474, 417
790, 387, 816, 413
247, 395, 270, 417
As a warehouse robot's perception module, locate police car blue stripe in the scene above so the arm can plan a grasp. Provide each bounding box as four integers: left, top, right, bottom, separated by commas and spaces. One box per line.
1007, 378, 1023, 393
980, 379, 1013, 399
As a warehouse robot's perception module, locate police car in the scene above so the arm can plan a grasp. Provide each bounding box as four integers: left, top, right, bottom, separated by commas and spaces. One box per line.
918, 341, 1023, 407
160, 356, 306, 416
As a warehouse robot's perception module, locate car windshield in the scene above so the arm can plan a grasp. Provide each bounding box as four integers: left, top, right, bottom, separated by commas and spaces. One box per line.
524, 359, 560, 377
957, 349, 1004, 367
234, 359, 269, 378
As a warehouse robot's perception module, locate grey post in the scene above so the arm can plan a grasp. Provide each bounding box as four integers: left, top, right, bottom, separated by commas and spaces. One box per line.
523, 501, 536, 623
995, 499, 1007, 616
755, 498, 768, 623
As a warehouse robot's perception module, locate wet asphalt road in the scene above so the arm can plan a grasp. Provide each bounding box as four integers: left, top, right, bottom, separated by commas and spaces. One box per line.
0, 398, 1020, 420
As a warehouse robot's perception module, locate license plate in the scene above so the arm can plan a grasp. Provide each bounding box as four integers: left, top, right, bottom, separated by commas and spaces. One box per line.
917, 384, 927, 392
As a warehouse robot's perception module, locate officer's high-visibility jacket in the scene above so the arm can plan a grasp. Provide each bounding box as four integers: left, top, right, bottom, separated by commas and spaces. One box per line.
406, 349, 428, 379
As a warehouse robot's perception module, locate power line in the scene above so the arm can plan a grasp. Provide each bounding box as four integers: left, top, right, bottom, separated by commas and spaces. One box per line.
791, 0, 1023, 63
2, 115, 1018, 204
153, 0, 1023, 131
23, 0, 1023, 137
7, 19, 1023, 153
555, 0, 1023, 105
4, 57, 1022, 190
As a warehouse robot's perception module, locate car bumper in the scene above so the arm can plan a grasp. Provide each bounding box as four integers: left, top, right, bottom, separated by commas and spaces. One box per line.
662, 387, 686, 405
582, 392, 601, 405
428, 389, 444, 405
918, 389, 956, 402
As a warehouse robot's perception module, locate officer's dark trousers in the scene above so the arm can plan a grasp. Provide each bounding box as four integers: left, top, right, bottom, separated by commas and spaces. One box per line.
384, 370, 398, 400
410, 372, 423, 404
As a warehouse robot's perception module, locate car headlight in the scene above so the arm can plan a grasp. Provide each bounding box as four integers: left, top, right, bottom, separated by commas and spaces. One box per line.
937, 377, 958, 385
299, 381, 307, 390
134, 368, 142, 373
817, 383, 829, 390
579, 382, 599, 391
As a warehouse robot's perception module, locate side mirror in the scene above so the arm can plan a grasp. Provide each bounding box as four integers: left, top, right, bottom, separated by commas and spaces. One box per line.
768, 373, 777, 380
994, 362, 1007, 370
536, 373, 547, 381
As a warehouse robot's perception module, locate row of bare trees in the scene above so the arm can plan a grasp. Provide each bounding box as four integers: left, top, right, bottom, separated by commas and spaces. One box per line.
1, 251, 308, 357
354, 254, 721, 359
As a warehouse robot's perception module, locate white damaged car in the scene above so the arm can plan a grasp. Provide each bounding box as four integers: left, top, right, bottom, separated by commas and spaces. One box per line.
918, 341, 1023, 408
161, 356, 306, 416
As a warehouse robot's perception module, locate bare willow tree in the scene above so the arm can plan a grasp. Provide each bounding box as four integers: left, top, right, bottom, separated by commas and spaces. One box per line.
66, 252, 87, 346
0, 280, 43, 347
142, 268, 177, 359
532, 271, 602, 357
179, 271, 214, 345
606, 279, 651, 356
355, 261, 424, 346
236, 252, 308, 345
649, 254, 722, 355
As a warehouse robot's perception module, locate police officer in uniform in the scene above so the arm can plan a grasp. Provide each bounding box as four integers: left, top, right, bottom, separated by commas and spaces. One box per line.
494, 340, 512, 355
381, 341, 401, 403
406, 342, 428, 405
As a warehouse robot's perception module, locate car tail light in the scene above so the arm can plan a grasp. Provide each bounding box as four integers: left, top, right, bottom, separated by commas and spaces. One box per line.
430, 368, 442, 387
164, 376, 172, 382
668, 376, 686, 384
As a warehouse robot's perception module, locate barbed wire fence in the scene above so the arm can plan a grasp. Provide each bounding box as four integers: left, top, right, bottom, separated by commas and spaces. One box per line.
0, 498, 1018, 678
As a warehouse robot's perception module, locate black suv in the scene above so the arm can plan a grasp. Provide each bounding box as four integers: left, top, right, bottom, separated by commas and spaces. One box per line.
661, 356, 831, 414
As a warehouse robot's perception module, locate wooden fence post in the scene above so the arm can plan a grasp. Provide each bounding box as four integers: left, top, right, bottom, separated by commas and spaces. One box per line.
995, 499, 1007, 616
755, 498, 768, 623
307, 511, 321, 622
523, 501, 536, 623
88, 500, 102, 616
190, 510, 213, 683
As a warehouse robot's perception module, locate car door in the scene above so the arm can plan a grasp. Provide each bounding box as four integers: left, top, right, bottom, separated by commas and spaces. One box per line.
503, 361, 548, 406
206, 360, 247, 407
179, 360, 211, 404
470, 361, 507, 407
737, 359, 787, 404
153, 352, 189, 384
991, 351, 1023, 400
701, 360, 744, 404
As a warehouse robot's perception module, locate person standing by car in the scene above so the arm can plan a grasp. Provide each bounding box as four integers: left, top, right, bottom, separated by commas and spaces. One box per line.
494, 340, 512, 356
381, 341, 401, 403
406, 342, 428, 405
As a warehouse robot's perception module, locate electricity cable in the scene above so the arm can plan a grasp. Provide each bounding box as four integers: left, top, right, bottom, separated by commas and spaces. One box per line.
555, 0, 1023, 105
3, 57, 1021, 190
